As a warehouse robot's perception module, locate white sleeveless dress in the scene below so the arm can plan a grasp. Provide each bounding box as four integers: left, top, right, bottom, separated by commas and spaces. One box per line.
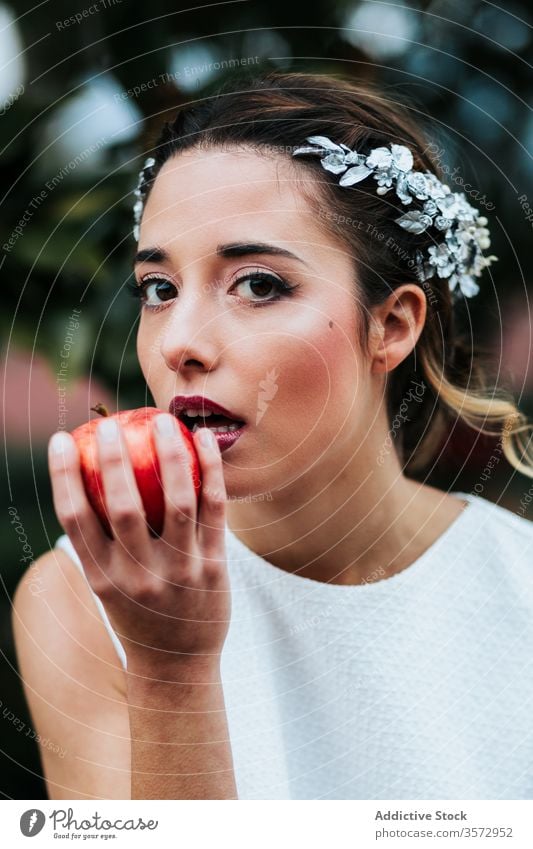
54, 491, 533, 800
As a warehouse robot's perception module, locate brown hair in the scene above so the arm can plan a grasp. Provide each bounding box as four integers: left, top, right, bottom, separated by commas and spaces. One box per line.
140, 70, 533, 480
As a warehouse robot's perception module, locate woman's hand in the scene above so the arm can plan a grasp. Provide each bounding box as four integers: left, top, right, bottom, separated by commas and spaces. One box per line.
47, 414, 231, 677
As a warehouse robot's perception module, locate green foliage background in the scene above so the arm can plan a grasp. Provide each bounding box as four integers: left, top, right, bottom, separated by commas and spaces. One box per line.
1, 0, 532, 799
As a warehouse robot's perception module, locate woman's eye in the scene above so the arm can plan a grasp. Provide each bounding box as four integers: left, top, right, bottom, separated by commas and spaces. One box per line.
232, 271, 297, 304
130, 277, 177, 309
128, 270, 298, 310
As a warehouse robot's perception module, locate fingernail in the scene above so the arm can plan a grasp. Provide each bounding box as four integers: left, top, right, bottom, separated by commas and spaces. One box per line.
97, 417, 119, 442
49, 431, 72, 455
156, 414, 176, 436
199, 427, 216, 448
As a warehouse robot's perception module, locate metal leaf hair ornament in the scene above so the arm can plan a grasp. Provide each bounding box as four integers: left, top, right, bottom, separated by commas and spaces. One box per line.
131, 141, 497, 300
132, 156, 156, 242
291, 136, 498, 299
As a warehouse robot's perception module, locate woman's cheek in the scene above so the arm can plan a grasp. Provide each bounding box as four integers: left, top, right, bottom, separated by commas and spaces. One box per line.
137, 326, 171, 396
136, 333, 153, 386
257, 317, 360, 454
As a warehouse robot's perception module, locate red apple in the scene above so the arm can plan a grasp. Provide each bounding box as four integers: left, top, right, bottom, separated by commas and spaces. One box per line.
70, 403, 201, 538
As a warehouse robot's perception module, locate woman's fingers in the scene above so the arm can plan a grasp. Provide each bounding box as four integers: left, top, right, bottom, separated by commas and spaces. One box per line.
193, 426, 228, 568
152, 414, 197, 553
95, 417, 151, 559
48, 431, 110, 581
49, 417, 227, 600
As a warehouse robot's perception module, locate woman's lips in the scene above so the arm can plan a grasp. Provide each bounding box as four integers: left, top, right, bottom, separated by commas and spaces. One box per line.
209, 423, 247, 453
168, 395, 244, 421
169, 414, 247, 453
168, 395, 247, 452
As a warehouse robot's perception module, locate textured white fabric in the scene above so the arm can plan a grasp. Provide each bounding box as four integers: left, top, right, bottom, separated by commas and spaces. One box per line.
54, 490, 533, 799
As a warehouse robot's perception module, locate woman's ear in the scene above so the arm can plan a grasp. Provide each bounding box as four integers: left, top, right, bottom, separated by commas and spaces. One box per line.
368, 284, 427, 375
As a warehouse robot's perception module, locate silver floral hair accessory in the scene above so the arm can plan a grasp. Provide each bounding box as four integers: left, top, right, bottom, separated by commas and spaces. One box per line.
132, 156, 156, 242
292, 136, 498, 299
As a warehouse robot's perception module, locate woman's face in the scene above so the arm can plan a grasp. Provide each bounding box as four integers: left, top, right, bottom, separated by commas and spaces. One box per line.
135, 147, 382, 499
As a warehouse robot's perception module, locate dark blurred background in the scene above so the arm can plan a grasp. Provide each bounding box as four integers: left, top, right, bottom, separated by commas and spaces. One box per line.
1, 0, 532, 799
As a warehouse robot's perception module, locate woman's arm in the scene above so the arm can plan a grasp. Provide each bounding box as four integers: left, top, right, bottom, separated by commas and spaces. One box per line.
127, 658, 236, 799
12, 548, 131, 799
47, 413, 237, 799
13, 547, 236, 799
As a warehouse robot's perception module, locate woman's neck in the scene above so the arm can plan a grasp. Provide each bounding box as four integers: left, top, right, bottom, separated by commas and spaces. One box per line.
225, 457, 466, 586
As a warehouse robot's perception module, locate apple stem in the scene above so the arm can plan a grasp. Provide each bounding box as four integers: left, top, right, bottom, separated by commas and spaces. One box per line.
90, 403, 110, 417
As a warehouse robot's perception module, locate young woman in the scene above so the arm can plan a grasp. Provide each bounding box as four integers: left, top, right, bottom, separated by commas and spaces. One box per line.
13, 71, 533, 801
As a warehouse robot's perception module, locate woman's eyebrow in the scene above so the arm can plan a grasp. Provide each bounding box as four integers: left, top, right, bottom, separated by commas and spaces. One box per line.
216, 242, 308, 265
133, 242, 308, 269
133, 247, 168, 267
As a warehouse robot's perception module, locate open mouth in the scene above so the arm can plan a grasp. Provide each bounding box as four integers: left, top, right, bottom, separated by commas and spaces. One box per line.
177, 412, 246, 434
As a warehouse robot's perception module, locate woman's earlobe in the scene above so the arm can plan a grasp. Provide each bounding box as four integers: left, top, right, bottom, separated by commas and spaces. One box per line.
371, 351, 390, 375
366, 318, 387, 373
369, 325, 391, 374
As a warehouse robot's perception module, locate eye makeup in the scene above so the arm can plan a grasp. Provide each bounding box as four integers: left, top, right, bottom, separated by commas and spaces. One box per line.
127, 268, 300, 311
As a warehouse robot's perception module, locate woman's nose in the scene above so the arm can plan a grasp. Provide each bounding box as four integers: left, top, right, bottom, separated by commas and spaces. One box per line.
158, 288, 220, 373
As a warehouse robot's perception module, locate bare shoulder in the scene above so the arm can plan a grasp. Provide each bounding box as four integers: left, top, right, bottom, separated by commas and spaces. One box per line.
12, 546, 130, 799
12, 545, 127, 695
